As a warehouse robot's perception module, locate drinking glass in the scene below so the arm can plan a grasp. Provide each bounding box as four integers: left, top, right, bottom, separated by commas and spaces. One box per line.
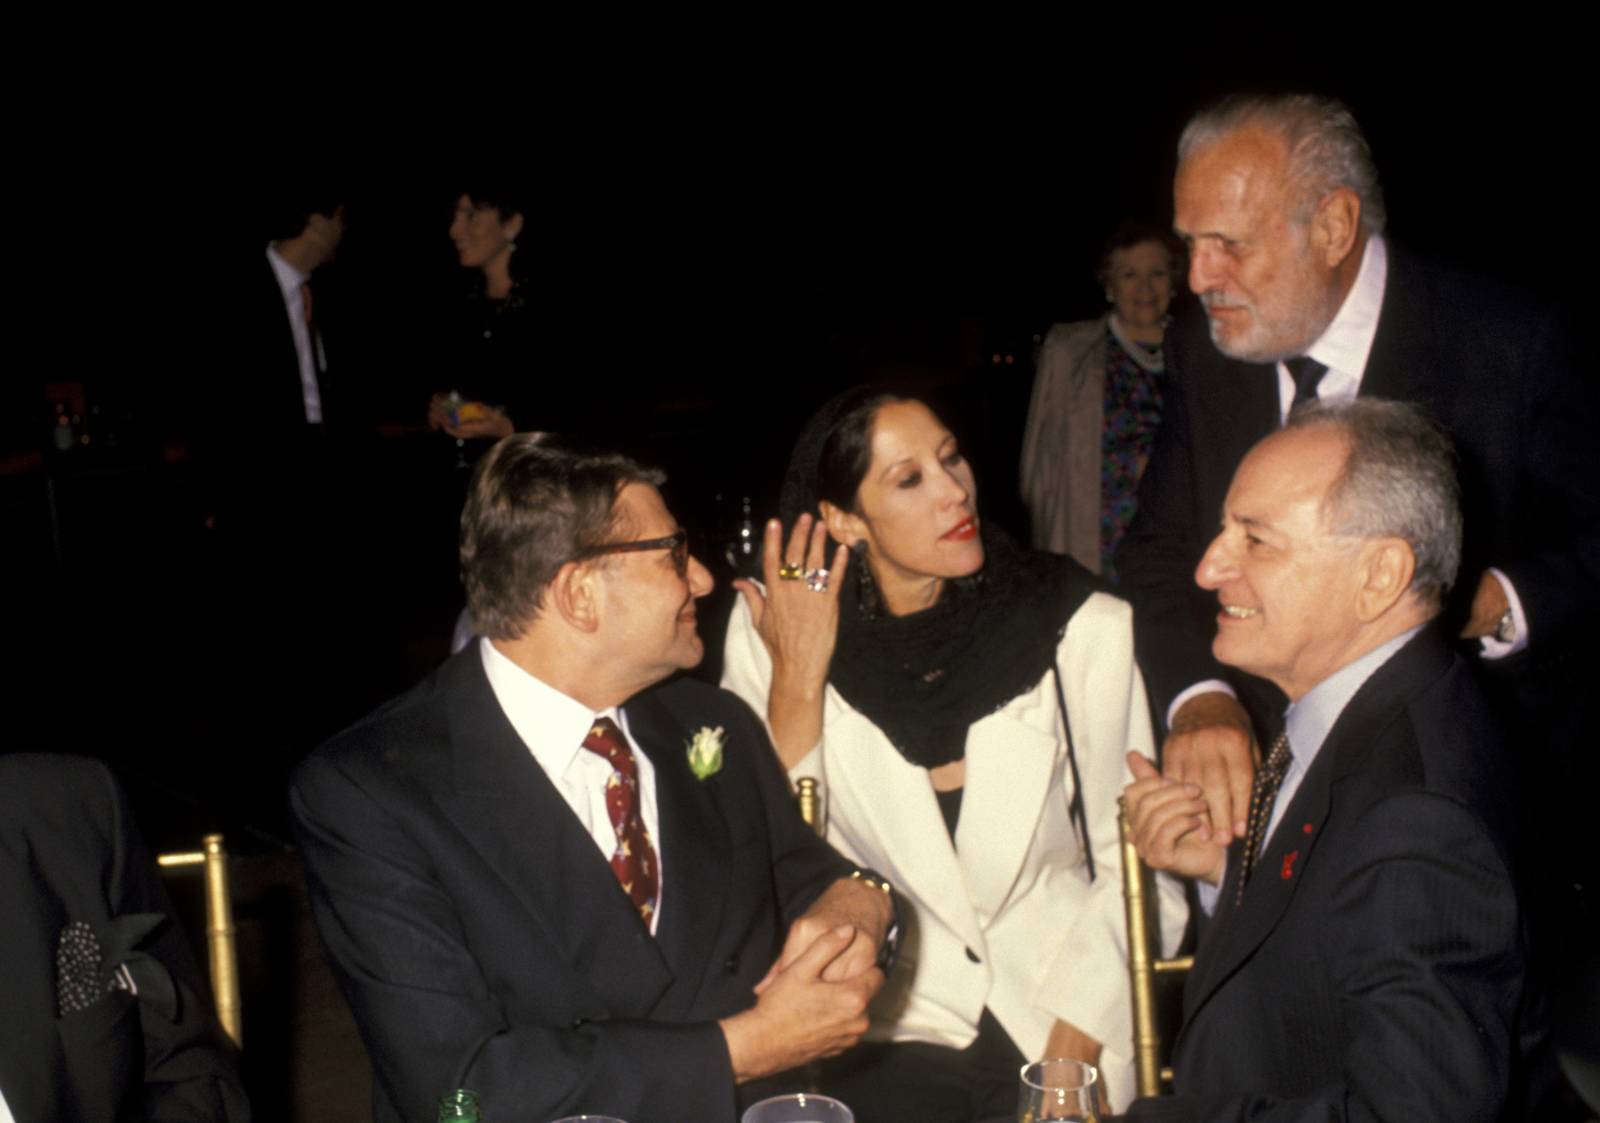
741, 1092, 855, 1122
438, 390, 470, 469
1018, 1058, 1098, 1122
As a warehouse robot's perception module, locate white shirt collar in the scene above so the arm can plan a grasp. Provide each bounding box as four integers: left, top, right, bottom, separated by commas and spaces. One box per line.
265, 243, 308, 296
1306, 233, 1387, 377
478, 638, 624, 774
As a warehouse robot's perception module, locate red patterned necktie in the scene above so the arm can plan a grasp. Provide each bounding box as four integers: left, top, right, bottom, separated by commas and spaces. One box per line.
581, 717, 659, 926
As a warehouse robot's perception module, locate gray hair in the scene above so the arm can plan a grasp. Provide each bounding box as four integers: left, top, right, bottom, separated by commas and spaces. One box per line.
1179, 93, 1387, 235
460, 434, 666, 640
1286, 399, 1461, 605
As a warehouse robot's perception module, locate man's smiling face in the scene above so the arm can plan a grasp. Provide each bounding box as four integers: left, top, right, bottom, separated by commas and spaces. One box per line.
1195, 424, 1369, 701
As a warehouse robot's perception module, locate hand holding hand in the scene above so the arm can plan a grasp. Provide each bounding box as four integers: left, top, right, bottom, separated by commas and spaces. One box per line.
756, 875, 892, 991
1162, 692, 1256, 841
1125, 751, 1228, 884
720, 925, 880, 1082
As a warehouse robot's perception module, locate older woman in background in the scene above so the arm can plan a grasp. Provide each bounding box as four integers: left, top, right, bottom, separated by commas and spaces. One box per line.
1020, 221, 1182, 579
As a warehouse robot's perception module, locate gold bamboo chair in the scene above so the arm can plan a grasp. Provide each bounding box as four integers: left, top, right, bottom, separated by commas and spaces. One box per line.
792, 776, 831, 1093
1118, 802, 1193, 1097
796, 776, 823, 833
157, 833, 242, 1047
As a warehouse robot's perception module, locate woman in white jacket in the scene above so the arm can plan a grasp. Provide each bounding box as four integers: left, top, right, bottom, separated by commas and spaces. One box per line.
722, 388, 1186, 1120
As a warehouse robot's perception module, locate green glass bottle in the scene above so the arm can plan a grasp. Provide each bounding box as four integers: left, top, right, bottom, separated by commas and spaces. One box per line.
437, 1088, 482, 1122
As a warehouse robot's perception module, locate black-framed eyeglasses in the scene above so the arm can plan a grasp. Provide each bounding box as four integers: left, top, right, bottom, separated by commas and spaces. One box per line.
576, 528, 690, 577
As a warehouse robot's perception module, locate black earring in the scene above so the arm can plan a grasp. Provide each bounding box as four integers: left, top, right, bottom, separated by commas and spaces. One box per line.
851, 541, 881, 618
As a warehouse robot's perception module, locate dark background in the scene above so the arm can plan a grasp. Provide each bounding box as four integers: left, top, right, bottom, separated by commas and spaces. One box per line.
3, 49, 1592, 1120
6, 57, 1585, 851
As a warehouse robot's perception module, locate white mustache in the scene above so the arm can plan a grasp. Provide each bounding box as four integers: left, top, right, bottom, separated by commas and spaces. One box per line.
1201, 291, 1250, 311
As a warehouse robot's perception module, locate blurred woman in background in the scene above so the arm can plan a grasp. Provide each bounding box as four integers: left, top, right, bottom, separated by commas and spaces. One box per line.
426, 185, 531, 446
1020, 221, 1183, 580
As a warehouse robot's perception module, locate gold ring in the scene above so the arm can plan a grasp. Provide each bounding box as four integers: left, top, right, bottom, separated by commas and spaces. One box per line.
777, 563, 805, 581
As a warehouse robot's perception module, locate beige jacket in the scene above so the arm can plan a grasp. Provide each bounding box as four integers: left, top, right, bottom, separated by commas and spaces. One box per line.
1020, 317, 1110, 569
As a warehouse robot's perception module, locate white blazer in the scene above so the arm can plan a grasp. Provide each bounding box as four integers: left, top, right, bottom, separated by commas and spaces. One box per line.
722, 590, 1187, 1110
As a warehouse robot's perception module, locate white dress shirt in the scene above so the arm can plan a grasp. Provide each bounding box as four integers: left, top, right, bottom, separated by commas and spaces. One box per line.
265, 244, 325, 425
1271, 233, 1388, 423
479, 638, 664, 933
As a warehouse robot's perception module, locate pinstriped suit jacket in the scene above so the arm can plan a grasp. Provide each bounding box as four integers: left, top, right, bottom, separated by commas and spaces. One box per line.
1128, 627, 1531, 1122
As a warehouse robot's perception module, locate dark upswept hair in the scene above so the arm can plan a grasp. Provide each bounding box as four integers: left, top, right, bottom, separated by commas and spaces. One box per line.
458, 180, 529, 224
780, 386, 908, 530
780, 386, 978, 618
453, 179, 533, 284
1094, 220, 1186, 290
460, 434, 666, 640
1179, 92, 1387, 236
1286, 398, 1462, 606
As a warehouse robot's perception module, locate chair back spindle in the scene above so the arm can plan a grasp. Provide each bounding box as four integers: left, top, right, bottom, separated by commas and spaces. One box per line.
158, 833, 242, 1047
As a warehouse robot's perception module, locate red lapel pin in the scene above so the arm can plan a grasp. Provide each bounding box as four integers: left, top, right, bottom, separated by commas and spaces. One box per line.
1302, 822, 1314, 835
1281, 849, 1300, 879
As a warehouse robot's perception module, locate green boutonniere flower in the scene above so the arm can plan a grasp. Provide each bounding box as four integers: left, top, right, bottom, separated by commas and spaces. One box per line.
687, 726, 725, 780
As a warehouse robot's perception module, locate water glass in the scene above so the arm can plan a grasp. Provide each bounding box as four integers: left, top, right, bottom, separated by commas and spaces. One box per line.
741, 1092, 855, 1122
1018, 1058, 1098, 1122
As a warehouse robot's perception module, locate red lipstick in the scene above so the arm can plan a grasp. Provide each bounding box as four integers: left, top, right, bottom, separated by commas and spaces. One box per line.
942, 517, 979, 542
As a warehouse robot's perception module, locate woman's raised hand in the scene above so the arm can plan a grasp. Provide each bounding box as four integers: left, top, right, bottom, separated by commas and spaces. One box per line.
734, 514, 850, 690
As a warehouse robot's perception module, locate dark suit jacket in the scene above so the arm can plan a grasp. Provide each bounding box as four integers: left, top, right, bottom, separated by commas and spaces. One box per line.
1128, 628, 1529, 1121
189, 254, 340, 541
251, 254, 323, 435
247, 252, 352, 434
1119, 245, 1597, 731
0, 755, 250, 1123
291, 648, 854, 1123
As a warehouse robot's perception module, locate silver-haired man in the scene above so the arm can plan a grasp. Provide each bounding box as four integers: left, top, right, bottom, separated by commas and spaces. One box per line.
1118, 94, 1594, 910
1124, 399, 1534, 1120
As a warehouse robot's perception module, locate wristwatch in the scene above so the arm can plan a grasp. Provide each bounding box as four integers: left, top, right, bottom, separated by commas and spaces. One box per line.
1494, 607, 1516, 644
851, 868, 902, 972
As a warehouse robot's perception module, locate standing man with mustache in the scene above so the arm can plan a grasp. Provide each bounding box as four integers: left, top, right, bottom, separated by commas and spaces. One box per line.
292, 434, 894, 1123
1117, 95, 1596, 949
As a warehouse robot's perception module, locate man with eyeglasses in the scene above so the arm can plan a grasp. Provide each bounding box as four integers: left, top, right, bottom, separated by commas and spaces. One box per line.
292, 433, 894, 1123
